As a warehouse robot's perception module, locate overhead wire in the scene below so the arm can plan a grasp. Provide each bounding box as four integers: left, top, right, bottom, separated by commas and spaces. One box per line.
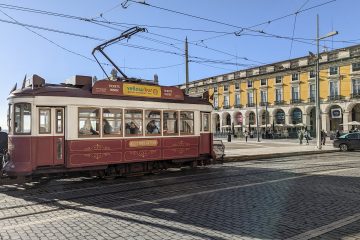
289, 0, 311, 59
0, 9, 102, 64
123, 0, 336, 45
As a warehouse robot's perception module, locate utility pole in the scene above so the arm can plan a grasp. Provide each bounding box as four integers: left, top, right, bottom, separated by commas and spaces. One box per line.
314, 15, 338, 150
185, 37, 189, 95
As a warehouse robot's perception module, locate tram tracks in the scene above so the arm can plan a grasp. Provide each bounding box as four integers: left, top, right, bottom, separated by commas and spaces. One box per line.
1, 152, 358, 207
0, 159, 359, 224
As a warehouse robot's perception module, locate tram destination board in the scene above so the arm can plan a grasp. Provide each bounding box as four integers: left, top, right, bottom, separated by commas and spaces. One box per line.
92, 80, 184, 100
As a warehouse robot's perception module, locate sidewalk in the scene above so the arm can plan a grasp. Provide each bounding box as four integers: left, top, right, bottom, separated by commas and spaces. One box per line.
217, 137, 338, 161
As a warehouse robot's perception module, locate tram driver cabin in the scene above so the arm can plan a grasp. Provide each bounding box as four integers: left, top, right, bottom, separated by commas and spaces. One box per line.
4, 75, 214, 177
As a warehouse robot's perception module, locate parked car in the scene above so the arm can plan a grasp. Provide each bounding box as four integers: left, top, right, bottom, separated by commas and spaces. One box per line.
333, 132, 360, 151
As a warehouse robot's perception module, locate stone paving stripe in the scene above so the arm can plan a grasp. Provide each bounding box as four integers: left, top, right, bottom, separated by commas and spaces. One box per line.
0, 212, 86, 231
285, 213, 360, 240
105, 167, 356, 210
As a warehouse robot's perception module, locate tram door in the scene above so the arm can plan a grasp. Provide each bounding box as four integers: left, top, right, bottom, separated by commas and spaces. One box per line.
37, 107, 65, 166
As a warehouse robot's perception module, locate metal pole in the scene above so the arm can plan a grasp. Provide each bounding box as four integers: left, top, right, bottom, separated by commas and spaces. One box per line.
185, 37, 189, 95
315, 14, 322, 150
255, 89, 260, 142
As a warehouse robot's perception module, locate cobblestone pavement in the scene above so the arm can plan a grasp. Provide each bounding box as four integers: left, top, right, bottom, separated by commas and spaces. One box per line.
1, 152, 360, 239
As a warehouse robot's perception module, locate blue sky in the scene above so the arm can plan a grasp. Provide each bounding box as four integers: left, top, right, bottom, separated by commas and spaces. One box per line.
0, 0, 358, 128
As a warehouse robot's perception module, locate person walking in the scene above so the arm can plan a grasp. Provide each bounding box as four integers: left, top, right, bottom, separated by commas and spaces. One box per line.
336, 130, 340, 139
304, 130, 309, 145
244, 130, 249, 142
321, 130, 326, 145
298, 130, 304, 145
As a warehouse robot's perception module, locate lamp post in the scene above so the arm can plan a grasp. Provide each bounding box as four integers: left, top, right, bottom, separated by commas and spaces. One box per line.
315, 14, 338, 150
255, 89, 260, 142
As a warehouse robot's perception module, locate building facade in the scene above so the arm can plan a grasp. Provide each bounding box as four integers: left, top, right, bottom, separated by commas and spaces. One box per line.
179, 44, 360, 138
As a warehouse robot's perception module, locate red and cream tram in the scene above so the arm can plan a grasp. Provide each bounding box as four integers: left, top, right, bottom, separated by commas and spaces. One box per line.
3, 75, 214, 177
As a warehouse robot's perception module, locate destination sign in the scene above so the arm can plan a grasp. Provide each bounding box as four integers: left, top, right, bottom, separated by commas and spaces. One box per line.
92, 80, 184, 100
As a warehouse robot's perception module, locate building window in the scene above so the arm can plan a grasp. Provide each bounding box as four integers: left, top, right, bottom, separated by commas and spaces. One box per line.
260, 79, 267, 86
214, 86, 218, 92
249, 112, 255, 125
247, 80, 253, 88
247, 92, 254, 104
125, 109, 143, 136
39, 108, 51, 134
275, 76, 282, 84
330, 66, 338, 75
309, 70, 316, 78
292, 108, 303, 124
145, 110, 161, 135
352, 62, 360, 72
180, 111, 194, 135
103, 108, 122, 136
292, 86, 299, 100
235, 94, 240, 105
292, 73, 299, 81
275, 88, 282, 102
309, 84, 315, 99
78, 108, 100, 137
260, 90, 267, 103
329, 81, 339, 97
163, 111, 178, 135
214, 96, 218, 108
235, 82, 240, 90
224, 96, 229, 107
353, 79, 360, 95
275, 110, 285, 124
223, 85, 229, 91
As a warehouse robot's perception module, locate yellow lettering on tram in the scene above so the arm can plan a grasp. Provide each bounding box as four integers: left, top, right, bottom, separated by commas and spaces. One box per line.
123, 83, 161, 98
129, 140, 159, 148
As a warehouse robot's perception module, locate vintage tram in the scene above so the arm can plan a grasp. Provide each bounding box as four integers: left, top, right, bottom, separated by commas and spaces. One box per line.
2, 75, 214, 177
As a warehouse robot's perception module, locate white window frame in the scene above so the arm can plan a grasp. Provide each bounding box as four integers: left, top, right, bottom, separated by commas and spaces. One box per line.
329, 80, 339, 97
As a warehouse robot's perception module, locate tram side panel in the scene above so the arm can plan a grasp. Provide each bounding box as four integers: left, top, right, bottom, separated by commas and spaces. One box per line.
6, 136, 33, 175
65, 136, 201, 168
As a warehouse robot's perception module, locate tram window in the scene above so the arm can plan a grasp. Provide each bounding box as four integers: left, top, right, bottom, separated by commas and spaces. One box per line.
55, 109, 63, 133
163, 111, 178, 135
103, 108, 122, 136
180, 111, 194, 135
145, 110, 161, 135
14, 103, 31, 135
125, 109, 143, 136
78, 108, 100, 137
7, 104, 12, 134
202, 113, 210, 132
39, 108, 51, 134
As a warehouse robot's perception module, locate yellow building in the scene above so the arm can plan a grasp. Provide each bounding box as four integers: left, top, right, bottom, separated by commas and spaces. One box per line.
180, 44, 360, 138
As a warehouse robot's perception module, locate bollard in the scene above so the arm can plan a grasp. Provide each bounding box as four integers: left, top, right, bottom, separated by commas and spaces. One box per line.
227, 133, 231, 142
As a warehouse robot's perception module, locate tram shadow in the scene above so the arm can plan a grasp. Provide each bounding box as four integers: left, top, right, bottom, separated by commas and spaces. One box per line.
2, 160, 360, 240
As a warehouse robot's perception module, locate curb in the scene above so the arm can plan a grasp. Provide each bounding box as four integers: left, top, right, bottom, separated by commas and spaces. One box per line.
223, 149, 339, 162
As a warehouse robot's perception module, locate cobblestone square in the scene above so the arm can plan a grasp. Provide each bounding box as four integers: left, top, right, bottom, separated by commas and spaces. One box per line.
1, 152, 360, 239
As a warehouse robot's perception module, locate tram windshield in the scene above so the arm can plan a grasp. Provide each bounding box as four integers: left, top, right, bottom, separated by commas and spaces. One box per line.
14, 103, 31, 134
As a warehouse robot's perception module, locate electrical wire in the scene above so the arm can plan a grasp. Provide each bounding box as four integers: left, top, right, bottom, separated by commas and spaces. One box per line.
124, 0, 336, 45
0, 9, 102, 64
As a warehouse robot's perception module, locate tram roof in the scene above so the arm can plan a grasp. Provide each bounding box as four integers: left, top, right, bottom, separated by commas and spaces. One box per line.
9, 83, 211, 105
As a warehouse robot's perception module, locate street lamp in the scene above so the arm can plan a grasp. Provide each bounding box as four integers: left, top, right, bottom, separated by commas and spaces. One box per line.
255, 88, 260, 142
314, 14, 338, 150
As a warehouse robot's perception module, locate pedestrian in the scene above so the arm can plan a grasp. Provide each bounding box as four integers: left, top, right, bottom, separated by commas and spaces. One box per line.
298, 130, 304, 145
336, 130, 340, 139
321, 130, 326, 145
304, 130, 309, 145
250, 130, 254, 138
244, 130, 249, 142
